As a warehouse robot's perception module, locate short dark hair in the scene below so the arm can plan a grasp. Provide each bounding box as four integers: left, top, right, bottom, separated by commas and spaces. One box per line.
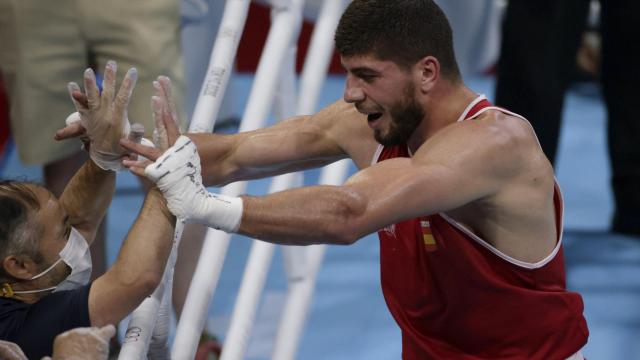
335, 0, 461, 80
0, 180, 44, 280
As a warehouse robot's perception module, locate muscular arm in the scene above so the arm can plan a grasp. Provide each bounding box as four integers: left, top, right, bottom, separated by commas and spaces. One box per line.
189, 100, 374, 186
58, 160, 115, 245
238, 118, 521, 245
88, 188, 175, 327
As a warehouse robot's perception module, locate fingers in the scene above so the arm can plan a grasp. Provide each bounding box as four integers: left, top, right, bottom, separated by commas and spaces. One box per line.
67, 82, 88, 111
100, 60, 117, 109
83, 68, 100, 110
151, 95, 169, 150
156, 76, 181, 143
114, 67, 138, 117
54, 122, 87, 141
120, 138, 162, 161
122, 158, 153, 177
127, 123, 145, 160
71, 90, 89, 109
129, 123, 145, 144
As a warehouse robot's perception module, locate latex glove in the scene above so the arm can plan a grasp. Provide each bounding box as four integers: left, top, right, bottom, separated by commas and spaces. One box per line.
120, 76, 180, 167
144, 135, 243, 232
43, 324, 115, 360
0, 340, 27, 360
57, 61, 142, 171
119, 76, 178, 165
151, 76, 181, 151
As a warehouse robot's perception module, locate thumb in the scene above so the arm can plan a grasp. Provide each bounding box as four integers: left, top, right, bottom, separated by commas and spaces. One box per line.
128, 123, 145, 144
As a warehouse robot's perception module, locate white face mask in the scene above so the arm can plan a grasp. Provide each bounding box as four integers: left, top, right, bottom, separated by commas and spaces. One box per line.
11, 227, 92, 295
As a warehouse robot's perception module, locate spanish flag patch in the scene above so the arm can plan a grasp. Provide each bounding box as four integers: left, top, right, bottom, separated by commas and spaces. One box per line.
421, 219, 437, 251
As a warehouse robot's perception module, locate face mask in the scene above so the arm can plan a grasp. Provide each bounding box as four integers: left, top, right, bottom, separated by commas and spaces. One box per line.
3, 227, 92, 297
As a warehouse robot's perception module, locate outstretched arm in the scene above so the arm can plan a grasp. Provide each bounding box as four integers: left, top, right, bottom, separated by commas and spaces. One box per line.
128, 113, 519, 245
120, 77, 370, 186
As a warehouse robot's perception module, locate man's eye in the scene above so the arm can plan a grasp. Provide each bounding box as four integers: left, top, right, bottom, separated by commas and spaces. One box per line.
360, 75, 375, 82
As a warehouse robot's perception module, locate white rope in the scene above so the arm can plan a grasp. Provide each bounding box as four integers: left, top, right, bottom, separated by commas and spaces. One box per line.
271, 1, 348, 358
118, 1, 251, 358
172, 0, 305, 358
220, 18, 303, 359
118, 223, 184, 359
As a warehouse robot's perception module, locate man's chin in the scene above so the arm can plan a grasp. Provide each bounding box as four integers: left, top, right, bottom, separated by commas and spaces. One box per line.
375, 132, 402, 147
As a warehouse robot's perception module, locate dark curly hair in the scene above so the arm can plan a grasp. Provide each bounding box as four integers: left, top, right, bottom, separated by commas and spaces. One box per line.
335, 0, 461, 81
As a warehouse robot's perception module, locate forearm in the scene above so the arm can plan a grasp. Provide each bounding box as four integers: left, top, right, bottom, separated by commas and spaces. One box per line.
189, 115, 343, 187
59, 160, 115, 242
188, 132, 238, 186
238, 185, 367, 246
115, 188, 175, 285
89, 188, 175, 326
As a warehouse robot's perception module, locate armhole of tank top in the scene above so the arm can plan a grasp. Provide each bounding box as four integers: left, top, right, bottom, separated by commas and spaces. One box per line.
438, 180, 565, 270
371, 144, 384, 165
469, 106, 547, 153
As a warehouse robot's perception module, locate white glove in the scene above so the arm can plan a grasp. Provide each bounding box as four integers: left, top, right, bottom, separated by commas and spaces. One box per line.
47, 324, 115, 360
67, 61, 141, 171
144, 135, 243, 232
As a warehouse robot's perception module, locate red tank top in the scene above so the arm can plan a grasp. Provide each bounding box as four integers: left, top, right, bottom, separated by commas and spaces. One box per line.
375, 96, 588, 359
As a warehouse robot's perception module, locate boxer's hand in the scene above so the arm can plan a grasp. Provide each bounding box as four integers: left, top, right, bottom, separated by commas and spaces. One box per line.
121, 76, 181, 171
136, 135, 242, 232
48, 324, 115, 360
55, 61, 143, 171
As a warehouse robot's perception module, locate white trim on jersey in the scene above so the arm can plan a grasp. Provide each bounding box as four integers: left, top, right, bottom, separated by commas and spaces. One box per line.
371, 144, 384, 166
456, 94, 487, 122
445, 101, 567, 269
370, 95, 566, 270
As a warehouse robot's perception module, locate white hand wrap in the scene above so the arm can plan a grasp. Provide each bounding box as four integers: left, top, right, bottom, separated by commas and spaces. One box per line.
145, 135, 243, 232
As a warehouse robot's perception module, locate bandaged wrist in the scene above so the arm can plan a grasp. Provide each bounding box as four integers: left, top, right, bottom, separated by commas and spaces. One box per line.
198, 193, 243, 232
145, 135, 244, 233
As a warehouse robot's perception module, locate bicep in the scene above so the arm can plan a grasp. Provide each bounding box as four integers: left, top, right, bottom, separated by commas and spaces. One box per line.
344, 155, 500, 237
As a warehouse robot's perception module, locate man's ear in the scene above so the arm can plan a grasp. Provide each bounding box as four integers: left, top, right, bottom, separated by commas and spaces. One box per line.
3, 255, 39, 280
415, 55, 440, 93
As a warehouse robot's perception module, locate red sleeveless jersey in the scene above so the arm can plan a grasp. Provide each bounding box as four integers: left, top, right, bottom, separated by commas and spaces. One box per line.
375, 96, 588, 359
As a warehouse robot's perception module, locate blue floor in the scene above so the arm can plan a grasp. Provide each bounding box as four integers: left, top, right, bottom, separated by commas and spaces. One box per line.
2, 74, 638, 359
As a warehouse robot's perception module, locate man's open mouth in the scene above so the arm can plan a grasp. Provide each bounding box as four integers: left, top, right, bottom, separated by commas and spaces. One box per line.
367, 113, 383, 122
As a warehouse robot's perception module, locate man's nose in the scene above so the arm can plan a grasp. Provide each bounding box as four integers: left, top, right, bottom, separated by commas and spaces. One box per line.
343, 74, 365, 103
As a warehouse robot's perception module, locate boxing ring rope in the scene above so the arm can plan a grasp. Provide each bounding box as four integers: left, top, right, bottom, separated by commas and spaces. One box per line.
174, 0, 308, 358
118, 0, 345, 357
118, 0, 252, 358
219, 9, 304, 358
271, 2, 348, 358
222, 1, 347, 358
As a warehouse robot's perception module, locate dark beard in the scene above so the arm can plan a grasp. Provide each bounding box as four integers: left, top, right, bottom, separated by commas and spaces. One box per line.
374, 85, 425, 146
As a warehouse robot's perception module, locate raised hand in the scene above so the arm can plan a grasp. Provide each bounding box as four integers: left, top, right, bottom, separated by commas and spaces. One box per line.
55, 61, 144, 171
121, 76, 181, 175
